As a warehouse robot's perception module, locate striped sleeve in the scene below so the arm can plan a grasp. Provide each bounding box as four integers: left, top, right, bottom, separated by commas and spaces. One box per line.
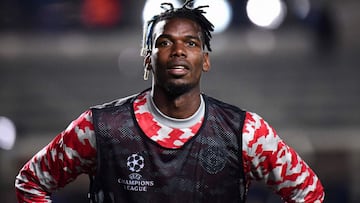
15, 110, 97, 202
242, 112, 325, 202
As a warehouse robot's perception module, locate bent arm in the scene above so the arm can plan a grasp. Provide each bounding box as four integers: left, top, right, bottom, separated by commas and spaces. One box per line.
15, 110, 97, 202
242, 112, 324, 202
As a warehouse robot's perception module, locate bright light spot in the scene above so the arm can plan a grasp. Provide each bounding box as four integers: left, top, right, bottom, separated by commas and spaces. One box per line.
0, 117, 16, 150
293, 0, 311, 19
194, 0, 232, 33
246, 0, 287, 29
142, 0, 181, 23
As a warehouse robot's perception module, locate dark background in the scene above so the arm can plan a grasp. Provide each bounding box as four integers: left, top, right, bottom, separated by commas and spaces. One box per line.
0, 0, 359, 202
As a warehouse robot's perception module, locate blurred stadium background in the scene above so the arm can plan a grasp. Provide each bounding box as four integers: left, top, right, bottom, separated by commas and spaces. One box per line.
0, 0, 359, 202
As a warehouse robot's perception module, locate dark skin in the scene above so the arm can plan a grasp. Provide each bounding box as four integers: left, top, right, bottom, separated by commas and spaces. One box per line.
144, 18, 211, 119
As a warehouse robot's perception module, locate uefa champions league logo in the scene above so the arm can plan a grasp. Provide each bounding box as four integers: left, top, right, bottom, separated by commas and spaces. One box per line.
127, 153, 145, 173
119, 153, 154, 192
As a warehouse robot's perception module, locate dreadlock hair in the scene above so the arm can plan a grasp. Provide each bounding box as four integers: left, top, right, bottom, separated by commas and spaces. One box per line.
140, 0, 214, 57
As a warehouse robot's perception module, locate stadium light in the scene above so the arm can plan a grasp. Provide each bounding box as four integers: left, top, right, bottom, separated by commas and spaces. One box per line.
0, 116, 16, 150
142, 0, 181, 23
194, 0, 232, 33
246, 0, 287, 29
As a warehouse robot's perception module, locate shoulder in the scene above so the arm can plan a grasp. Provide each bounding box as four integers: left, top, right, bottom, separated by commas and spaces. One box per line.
203, 94, 245, 113
244, 111, 268, 128
62, 109, 96, 149
242, 111, 280, 148
91, 94, 138, 110
243, 111, 273, 131
90, 89, 153, 112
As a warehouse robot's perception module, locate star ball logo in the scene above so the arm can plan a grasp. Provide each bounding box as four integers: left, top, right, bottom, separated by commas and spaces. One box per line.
127, 153, 145, 173
118, 153, 154, 192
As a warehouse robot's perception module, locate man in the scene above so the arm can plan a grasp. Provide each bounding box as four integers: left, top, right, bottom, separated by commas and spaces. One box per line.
15, 1, 324, 202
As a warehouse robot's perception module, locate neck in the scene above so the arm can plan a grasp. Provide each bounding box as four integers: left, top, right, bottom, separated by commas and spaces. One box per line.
151, 86, 202, 119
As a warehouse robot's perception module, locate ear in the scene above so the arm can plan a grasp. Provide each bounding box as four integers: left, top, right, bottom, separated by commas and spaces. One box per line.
202, 52, 210, 72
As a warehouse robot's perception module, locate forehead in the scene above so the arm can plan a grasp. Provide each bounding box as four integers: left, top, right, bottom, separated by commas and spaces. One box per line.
152, 17, 202, 38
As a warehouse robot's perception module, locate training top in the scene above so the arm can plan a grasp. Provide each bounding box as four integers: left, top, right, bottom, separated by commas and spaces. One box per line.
89, 91, 247, 202
15, 89, 325, 203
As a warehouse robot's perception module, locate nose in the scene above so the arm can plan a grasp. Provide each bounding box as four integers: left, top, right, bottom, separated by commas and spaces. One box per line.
171, 42, 186, 58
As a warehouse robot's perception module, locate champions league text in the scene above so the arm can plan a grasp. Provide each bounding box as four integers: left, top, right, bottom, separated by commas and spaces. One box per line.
118, 178, 155, 192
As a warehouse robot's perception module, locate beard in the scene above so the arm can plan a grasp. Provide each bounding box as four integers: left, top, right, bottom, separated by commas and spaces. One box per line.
163, 82, 194, 98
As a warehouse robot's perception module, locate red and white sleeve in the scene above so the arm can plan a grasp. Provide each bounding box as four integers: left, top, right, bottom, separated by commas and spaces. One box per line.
242, 112, 325, 203
15, 110, 97, 202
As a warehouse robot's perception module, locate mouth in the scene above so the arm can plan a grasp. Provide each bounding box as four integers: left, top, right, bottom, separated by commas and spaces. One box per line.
167, 65, 189, 76
169, 65, 187, 70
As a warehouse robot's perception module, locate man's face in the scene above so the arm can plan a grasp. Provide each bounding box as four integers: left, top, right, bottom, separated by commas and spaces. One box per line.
147, 17, 210, 96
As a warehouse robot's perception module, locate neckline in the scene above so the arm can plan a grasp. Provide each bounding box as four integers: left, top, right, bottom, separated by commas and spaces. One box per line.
147, 92, 205, 129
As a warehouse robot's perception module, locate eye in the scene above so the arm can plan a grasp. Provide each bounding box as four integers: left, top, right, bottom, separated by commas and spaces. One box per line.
188, 41, 196, 47
157, 39, 171, 47
187, 39, 201, 48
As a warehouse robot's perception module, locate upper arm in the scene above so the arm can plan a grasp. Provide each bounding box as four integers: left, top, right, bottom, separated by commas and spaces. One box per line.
15, 110, 97, 202
242, 112, 324, 202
